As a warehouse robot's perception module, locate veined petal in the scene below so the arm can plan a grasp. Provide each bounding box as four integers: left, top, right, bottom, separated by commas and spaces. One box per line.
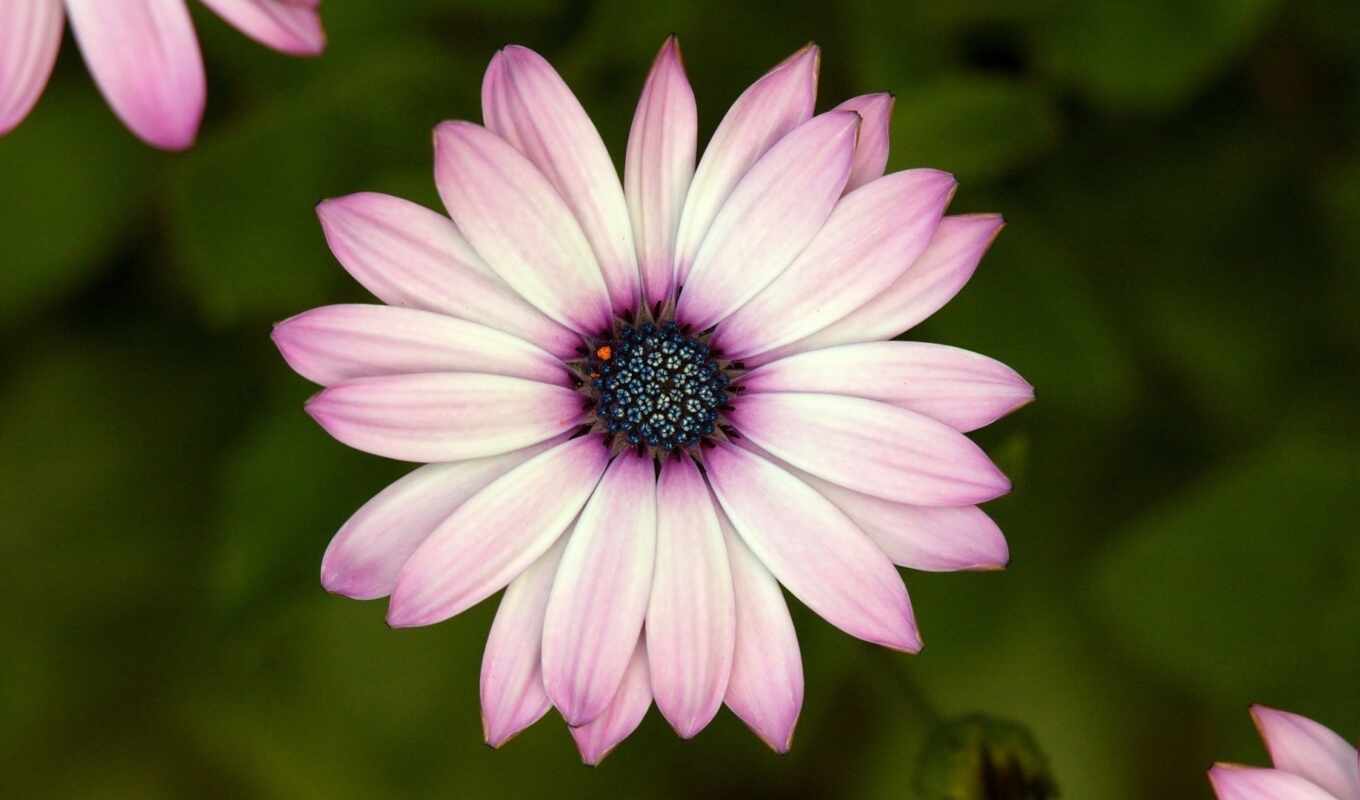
65, 0, 205, 150
647, 455, 734, 738
570, 639, 652, 766
481, 537, 567, 748
198, 0, 325, 56
767, 455, 1009, 572
833, 93, 894, 193
740, 341, 1033, 433
542, 452, 657, 727
719, 508, 803, 752
625, 36, 697, 307
712, 169, 954, 359
273, 304, 570, 387
672, 43, 819, 286
386, 434, 610, 627
705, 444, 921, 652
321, 437, 564, 600
1208, 765, 1339, 800
306, 372, 586, 463
763, 214, 1004, 363
433, 121, 612, 337
316, 193, 578, 359
0, 0, 63, 136
676, 111, 859, 330
730, 392, 1009, 506
482, 46, 639, 314
1252, 706, 1360, 800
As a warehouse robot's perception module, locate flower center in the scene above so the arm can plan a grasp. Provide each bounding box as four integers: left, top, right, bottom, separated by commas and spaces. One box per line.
580, 320, 733, 452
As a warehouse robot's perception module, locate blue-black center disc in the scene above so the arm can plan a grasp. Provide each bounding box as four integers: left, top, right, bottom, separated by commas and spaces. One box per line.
587, 321, 729, 451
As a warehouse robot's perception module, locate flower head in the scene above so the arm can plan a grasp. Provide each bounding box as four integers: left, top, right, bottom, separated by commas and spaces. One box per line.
915, 715, 1058, 800
1210, 706, 1360, 799
274, 37, 1030, 763
0, 0, 325, 150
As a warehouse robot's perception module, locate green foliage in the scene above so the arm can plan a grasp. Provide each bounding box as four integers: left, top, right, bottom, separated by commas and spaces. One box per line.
1033, 0, 1281, 111
1094, 425, 1360, 704
889, 76, 1060, 182
0, 88, 152, 328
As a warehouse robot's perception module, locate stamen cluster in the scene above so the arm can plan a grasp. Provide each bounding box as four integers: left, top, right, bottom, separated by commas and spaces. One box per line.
583, 321, 732, 451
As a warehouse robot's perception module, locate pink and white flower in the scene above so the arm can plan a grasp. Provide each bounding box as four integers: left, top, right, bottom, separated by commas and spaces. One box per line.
273, 37, 1030, 763
0, 0, 325, 150
1210, 706, 1360, 799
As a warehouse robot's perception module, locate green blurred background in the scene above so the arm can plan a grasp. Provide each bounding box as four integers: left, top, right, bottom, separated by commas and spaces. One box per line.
3, 1, 1358, 797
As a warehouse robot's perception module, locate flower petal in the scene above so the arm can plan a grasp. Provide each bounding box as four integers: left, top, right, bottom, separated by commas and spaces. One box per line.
1208, 765, 1340, 800
711, 169, 954, 359
316, 193, 578, 359
65, 0, 205, 150
765, 455, 1009, 572
0, 0, 64, 136
273, 304, 570, 388
833, 93, 894, 193
705, 444, 921, 652
480, 536, 566, 748
763, 213, 1005, 363
198, 0, 325, 56
306, 372, 586, 463
672, 43, 819, 286
625, 36, 697, 307
570, 639, 652, 766
320, 437, 565, 600
433, 121, 612, 337
1252, 706, 1360, 800
720, 509, 803, 752
386, 434, 610, 627
647, 455, 734, 738
730, 392, 1009, 506
740, 341, 1033, 433
482, 46, 639, 314
676, 110, 860, 330
542, 451, 657, 726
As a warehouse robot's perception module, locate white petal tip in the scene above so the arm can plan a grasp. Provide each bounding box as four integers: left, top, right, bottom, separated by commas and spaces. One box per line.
882, 630, 925, 654
791, 41, 820, 66
660, 710, 714, 741
976, 468, 1013, 503
1207, 764, 1238, 793
319, 569, 385, 601
146, 128, 198, 152
482, 724, 517, 750
384, 600, 431, 629
757, 726, 797, 754
301, 392, 331, 426
569, 725, 629, 766
575, 747, 609, 767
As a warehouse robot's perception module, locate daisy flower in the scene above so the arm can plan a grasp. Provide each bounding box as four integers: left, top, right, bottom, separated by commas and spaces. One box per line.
273, 37, 1031, 763
1210, 706, 1360, 799
0, 0, 325, 150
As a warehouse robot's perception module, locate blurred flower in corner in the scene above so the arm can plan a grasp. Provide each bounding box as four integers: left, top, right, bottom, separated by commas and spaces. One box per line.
916, 715, 1058, 799
273, 35, 1029, 764
0, 0, 325, 150
1210, 706, 1360, 799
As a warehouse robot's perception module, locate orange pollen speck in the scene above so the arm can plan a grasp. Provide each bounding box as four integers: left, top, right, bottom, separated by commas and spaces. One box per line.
595, 345, 613, 361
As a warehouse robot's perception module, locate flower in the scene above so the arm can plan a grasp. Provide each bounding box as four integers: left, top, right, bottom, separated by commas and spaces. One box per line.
0, 0, 325, 150
915, 715, 1058, 800
273, 37, 1030, 763
1210, 706, 1360, 799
